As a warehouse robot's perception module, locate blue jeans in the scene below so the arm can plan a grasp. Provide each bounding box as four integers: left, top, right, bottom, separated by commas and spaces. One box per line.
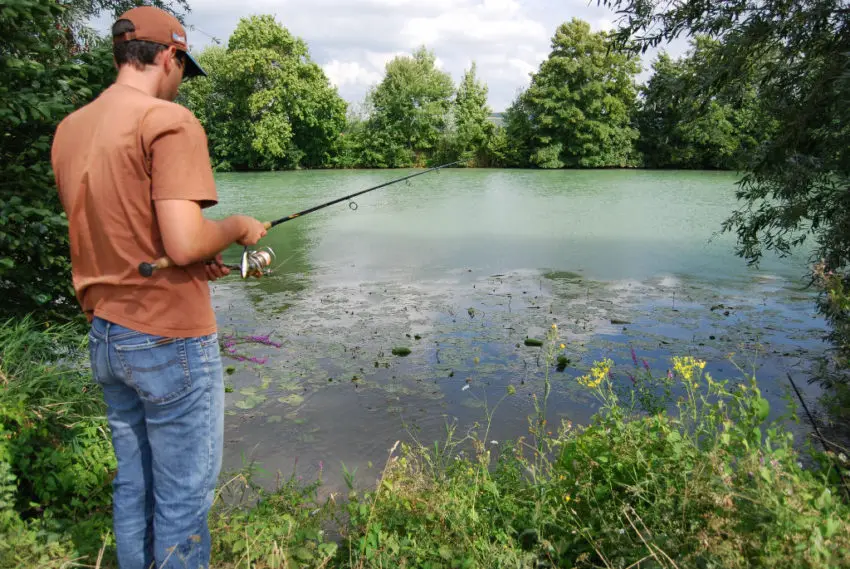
88, 317, 224, 569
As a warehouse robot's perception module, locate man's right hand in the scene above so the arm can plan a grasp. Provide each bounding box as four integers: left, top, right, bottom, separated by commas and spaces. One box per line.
234, 215, 268, 246
155, 200, 270, 266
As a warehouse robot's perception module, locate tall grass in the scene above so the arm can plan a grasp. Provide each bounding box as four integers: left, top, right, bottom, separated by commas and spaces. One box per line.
3, 317, 850, 568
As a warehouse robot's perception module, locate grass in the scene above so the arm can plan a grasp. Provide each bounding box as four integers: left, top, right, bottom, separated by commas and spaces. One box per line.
3, 318, 850, 568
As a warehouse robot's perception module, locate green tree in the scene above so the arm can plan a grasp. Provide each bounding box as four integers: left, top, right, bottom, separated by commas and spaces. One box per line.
509, 19, 641, 168
179, 15, 347, 170
636, 37, 770, 170
363, 46, 455, 167
501, 90, 535, 168
432, 62, 494, 166
599, 0, 850, 360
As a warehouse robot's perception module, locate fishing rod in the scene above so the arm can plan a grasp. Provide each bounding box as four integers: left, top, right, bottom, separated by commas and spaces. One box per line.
786, 372, 850, 500
138, 161, 461, 278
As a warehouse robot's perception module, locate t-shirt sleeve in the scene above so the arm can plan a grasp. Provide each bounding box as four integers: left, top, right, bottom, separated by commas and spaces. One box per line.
144, 106, 218, 209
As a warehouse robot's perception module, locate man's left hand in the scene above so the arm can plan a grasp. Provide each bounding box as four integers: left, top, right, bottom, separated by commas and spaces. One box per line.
205, 254, 230, 281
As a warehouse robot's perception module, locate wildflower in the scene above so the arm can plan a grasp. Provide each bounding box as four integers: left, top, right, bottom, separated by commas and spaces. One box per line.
560, 344, 566, 349
552, 323, 557, 329
672, 356, 706, 383
630, 346, 638, 366
564, 494, 571, 503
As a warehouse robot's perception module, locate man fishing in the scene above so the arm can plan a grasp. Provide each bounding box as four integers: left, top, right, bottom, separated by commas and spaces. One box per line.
51, 6, 266, 569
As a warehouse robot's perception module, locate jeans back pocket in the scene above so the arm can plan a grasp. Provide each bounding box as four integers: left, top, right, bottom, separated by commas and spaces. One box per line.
115, 338, 192, 404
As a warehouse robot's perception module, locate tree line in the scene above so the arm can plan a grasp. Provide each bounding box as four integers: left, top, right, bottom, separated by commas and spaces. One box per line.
179, 16, 769, 172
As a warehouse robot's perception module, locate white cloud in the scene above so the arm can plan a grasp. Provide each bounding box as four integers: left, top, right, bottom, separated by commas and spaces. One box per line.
323, 60, 383, 88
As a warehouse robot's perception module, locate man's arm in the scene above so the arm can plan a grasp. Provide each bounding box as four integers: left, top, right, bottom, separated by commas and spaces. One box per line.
155, 199, 266, 266
145, 109, 267, 266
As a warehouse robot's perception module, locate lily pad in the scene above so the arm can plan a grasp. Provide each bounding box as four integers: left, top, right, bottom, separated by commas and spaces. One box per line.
235, 394, 266, 410
279, 394, 305, 406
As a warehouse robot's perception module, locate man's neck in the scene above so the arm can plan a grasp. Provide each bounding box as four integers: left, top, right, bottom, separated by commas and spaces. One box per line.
114, 67, 161, 99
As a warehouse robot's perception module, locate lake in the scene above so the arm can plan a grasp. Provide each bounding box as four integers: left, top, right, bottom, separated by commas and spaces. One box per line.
206, 168, 828, 493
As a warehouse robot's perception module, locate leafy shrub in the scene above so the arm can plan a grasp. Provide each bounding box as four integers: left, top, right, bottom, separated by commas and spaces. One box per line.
0, 316, 115, 567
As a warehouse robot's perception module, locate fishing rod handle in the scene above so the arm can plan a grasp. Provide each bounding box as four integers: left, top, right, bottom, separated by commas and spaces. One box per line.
139, 220, 272, 277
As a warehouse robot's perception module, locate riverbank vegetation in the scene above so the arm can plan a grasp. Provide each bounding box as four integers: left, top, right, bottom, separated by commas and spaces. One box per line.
3, 319, 850, 568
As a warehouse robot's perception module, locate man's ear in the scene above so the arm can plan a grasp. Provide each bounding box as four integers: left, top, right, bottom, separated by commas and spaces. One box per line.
158, 45, 178, 72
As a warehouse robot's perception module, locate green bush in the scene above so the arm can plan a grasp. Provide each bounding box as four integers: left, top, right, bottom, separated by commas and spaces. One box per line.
0, 316, 115, 567
0, 0, 118, 322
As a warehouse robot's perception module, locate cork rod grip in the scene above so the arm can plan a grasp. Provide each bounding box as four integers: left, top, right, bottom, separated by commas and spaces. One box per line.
138, 221, 272, 277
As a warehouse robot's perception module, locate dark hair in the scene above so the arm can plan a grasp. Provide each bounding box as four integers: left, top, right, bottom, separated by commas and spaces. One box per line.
112, 19, 179, 69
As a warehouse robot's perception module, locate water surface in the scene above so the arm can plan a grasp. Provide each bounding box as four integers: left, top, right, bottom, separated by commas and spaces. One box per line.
206, 168, 826, 493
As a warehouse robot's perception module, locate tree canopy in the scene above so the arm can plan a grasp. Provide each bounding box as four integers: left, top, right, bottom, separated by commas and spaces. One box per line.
504, 19, 641, 168
178, 15, 347, 171
360, 47, 455, 167
636, 37, 770, 170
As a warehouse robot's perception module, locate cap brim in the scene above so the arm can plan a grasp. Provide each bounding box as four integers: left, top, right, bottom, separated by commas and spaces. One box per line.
183, 51, 206, 79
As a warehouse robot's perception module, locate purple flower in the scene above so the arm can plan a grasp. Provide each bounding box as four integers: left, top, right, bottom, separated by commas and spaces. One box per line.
667, 369, 673, 379
643, 359, 650, 372
630, 346, 638, 366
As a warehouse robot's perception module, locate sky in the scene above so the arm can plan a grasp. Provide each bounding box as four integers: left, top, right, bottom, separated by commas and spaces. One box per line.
91, 0, 691, 112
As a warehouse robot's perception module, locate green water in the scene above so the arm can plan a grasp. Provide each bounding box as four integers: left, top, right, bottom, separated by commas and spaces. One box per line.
210, 168, 810, 286
207, 168, 825, 492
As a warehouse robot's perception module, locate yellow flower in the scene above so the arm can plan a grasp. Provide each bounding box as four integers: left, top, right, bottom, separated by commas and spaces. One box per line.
564, 494, 571, 503
672, 356, 706, 383
560, 344, 566, 349
577, 359, 613, 390
551, 323, 557, 329
577, 374, 602, 389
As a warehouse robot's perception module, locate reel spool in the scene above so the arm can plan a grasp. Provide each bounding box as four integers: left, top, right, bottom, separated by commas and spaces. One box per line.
240, 246, 275, 279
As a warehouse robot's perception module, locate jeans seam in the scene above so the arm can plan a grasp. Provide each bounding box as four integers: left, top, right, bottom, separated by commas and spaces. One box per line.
193, 365, 214, 564
105, 322, 116, 378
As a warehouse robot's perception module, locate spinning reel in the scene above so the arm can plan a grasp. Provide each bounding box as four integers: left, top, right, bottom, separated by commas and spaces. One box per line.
235, 246, 275, 279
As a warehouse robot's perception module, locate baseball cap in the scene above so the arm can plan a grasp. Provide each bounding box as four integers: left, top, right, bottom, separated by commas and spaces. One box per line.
113, 6, 206, 79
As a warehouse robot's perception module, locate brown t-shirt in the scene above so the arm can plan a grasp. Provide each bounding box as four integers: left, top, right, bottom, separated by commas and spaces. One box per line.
51, 83, 219, 338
